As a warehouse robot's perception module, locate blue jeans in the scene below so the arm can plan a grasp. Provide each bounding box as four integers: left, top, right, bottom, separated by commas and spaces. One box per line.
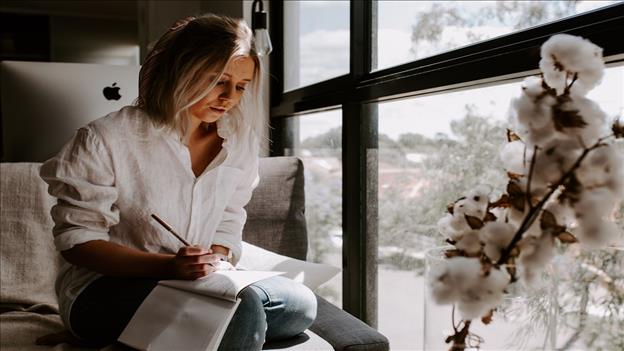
217, 275, 318, 351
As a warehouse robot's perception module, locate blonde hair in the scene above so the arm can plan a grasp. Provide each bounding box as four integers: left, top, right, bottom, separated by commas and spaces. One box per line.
136, 13, 265, 145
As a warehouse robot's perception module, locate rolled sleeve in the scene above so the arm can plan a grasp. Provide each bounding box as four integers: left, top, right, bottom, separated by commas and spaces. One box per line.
40, 126, 119, 252
212, 154, 260, 265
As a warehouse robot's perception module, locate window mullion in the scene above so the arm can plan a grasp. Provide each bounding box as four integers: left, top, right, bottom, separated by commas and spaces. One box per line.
343, 0, 378, 327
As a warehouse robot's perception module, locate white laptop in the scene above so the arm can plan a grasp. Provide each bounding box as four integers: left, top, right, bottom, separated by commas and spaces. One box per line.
0, 61, 140, 162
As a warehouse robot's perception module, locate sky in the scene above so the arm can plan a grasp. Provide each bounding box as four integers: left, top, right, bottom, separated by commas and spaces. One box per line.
285, 1, 623, 142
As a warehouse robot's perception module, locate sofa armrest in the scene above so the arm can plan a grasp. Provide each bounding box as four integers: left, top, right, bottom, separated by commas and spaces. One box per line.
310, 294, 389, 351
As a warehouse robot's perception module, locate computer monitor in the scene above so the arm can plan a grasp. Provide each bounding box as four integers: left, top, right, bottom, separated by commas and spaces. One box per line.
0, 61, 140, 162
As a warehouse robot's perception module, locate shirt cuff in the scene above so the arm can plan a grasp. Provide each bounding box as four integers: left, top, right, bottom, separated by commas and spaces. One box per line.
211, 235, 242, 266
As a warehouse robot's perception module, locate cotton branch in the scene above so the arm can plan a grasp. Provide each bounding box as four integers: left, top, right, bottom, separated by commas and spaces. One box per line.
497, 136, 612, 266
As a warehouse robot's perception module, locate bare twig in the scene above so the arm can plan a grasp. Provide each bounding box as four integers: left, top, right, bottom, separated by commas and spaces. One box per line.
526, 145, 539, 207
564, 72, 579, 95
558, 285, 589, 350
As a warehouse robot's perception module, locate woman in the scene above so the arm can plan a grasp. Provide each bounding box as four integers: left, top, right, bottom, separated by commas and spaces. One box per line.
39, 13, 316, 350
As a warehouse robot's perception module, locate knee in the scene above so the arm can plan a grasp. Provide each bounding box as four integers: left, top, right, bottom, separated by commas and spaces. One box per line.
266, 278, 318, 340
236, 286, 268, 335
218, 286, 267, 351
289, 282, 318, 331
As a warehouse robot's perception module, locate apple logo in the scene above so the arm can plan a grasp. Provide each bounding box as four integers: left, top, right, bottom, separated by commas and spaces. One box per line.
103, 83, 122, 101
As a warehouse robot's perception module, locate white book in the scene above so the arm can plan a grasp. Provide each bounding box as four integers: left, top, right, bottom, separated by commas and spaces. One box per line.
118, 270, 282, 351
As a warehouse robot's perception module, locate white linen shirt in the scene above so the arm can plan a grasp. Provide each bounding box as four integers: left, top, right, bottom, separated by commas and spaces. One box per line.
39, 105, 259, 331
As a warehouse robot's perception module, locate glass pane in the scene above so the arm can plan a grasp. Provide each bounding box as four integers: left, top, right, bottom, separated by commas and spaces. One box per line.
376, 65, 623, 349
283, 1, 350, 92
375, 0, 619, 70
288, 110, 343, 307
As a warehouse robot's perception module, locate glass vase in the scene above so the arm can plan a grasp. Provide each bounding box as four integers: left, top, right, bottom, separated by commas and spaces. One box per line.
423, 246, 558, 351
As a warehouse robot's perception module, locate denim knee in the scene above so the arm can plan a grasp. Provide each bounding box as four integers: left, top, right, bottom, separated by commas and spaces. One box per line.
254, 276, 318, 341
217, 285, 267, 351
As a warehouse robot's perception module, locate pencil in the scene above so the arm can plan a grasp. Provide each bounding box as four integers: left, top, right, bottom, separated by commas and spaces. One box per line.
151, 213, 191, 247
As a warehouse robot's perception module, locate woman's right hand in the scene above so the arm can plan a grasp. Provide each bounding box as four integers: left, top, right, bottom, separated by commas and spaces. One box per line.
169, 246, 217, 280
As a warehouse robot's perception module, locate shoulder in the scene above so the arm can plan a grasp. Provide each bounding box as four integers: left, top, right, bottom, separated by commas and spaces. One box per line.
88, 105, 159, 144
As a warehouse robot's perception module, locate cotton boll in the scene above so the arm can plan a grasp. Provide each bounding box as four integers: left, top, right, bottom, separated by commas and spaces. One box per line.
456, 230, 482, 255
540, 34, 604, 96
428, 263, 459, 304
465, 186, 491, 218
429, 257, 482, 305
457, 268, 510, 320
522, 76, 545, 97
544, 201, 575, 227
539, 59, 566, 95
526, 123, 557, 148
449, 213, 471, 233
500, 141, 528, 174
577, 146, 623, 190
438, 214, 463, 242
508, 207, 527, 227
573, 188, 617, 220
429, 256, 511, 319
575, 219, 620, 249
561, 97, 609, 146
512, 93, 554, 130
518, 231, 555, 284
511, 80, 556, 133
481, 222, 516, 262
453, 197, 485, 220
533, 138, 583, 186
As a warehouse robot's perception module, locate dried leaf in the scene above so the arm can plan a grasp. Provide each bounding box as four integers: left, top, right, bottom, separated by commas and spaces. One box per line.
444, 249, 462, 258
558, 232, 578, 244
447, 197, 466, 215
464, 215, 484, 230
481, 309, 494, 325
552, 100, 588, 131
445, 335, 454, 344
540, 210, 567, 236
506, 129, 521, 142
540, 210, 558, 229
560, 174, 583, 205
506, 171, 523, 181
507, 266, 517, 280
484, 212, 497, 222
612, 118, 624, 139
541, 79, 557, 96
507, 181, 525, 212
480, 260, 492, 277
489, 194, 510, 209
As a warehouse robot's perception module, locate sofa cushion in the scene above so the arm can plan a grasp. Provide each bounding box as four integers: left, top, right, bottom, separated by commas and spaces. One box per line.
0, 163, 61, 309
243, 157, 307, 260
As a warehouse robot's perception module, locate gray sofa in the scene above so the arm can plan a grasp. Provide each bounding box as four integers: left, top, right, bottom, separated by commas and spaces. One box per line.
0, 157, 389, 351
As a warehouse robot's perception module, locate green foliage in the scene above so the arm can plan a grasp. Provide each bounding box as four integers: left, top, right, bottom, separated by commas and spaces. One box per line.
410, 1, 578, 58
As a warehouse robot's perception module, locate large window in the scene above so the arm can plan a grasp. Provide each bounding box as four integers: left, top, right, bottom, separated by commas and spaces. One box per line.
270, 0, 624, 347
283, 1, 350, 91
375, 1, 619, 70
280, 110, 344, 307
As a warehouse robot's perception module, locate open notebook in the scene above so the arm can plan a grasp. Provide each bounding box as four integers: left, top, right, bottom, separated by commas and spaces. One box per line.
118, 270, 282, 351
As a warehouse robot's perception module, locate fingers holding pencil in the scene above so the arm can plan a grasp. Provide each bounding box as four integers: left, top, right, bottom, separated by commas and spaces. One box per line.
171, 246, 216, 280
151, 213, 215, 279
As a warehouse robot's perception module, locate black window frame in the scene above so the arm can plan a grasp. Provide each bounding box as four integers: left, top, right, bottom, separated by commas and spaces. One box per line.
269, 0, 624, 326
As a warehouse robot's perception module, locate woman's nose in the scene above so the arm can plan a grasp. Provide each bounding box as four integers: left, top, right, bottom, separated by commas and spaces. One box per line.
219, 85, 235, 100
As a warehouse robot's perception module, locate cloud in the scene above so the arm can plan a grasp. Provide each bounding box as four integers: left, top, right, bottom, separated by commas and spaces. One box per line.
298, 29, 350, 87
